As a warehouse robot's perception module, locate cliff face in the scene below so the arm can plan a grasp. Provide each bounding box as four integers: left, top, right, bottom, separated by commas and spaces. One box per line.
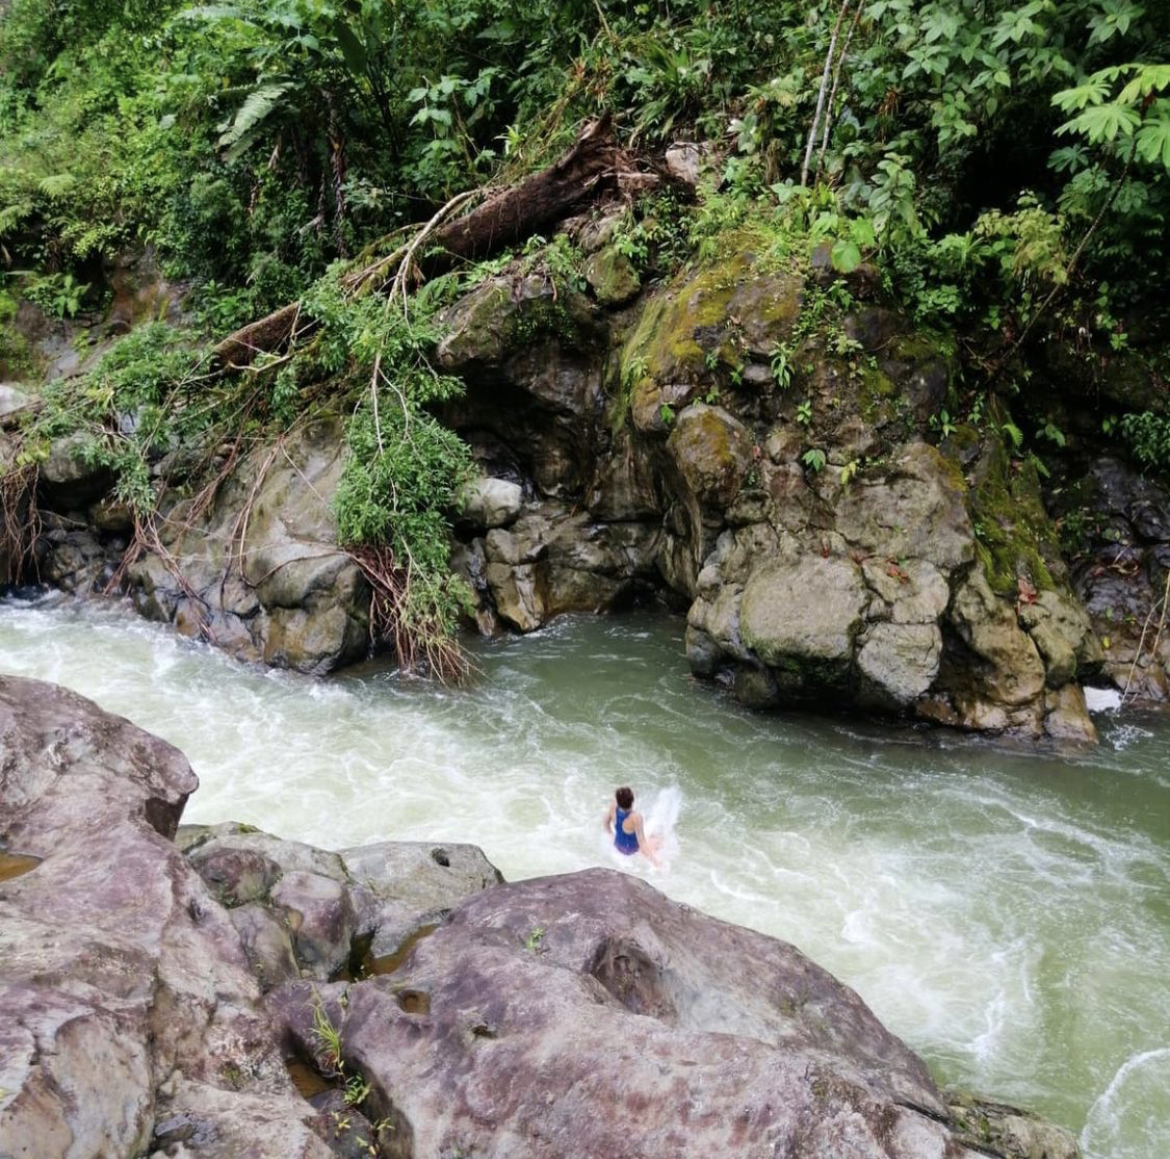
0, 675, 1080, 1159
430, 225, 1123, 743
13, 224, 1169, 740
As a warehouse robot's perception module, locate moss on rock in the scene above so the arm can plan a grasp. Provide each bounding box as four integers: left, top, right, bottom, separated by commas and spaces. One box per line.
960, 425, 1063, 597
618, 245, 804, 435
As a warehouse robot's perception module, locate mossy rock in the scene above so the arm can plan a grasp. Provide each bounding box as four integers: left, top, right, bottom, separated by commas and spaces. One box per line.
960, 420, 1065, 597
584, 245, 641, 307
666, 403, 755, 510
619, 247, 803, 434
437, 274, 591, 369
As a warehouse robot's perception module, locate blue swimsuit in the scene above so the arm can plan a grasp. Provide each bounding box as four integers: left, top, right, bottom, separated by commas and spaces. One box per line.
614, 807, 639, 856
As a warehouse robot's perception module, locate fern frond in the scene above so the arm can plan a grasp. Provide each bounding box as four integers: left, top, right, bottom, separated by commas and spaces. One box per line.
37, 174, 77, 200
0, 201, 34, 234
217, 83, 293, 153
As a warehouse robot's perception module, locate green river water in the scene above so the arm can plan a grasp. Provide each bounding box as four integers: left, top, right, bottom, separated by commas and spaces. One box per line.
1, 597, 1167, 1159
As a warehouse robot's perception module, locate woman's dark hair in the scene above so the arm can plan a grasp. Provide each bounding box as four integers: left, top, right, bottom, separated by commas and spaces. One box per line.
615, 786, 634, 809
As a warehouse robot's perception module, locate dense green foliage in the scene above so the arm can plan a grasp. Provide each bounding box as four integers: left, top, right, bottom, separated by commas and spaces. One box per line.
1, 0, 1168, 665
3, 0, 1168, 312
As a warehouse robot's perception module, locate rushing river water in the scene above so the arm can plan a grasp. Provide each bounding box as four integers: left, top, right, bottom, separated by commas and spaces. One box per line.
1, 596, 1167, 1159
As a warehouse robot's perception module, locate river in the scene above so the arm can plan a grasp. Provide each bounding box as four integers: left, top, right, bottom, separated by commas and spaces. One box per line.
1, 596, 1167, 1159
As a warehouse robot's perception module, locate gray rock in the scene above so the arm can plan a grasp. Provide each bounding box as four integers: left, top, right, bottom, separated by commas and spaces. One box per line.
0, 384, 32, 425
587, 426, 660, 521
666, 402, 756, 511
583, 244, 641, 306
664, 141, 720, 187
1018, 589, 1097, 687
1043, 685, 1098, 746
38, 431, 113, 510
835, 442, 974, 571
485, 560, 547, 631
125, 417, 368, 675
861, 558, 950, 625
741, 555, 867, 670
857, 622, 943, 706
340, 841, 504, 960
458, 476, 523, 529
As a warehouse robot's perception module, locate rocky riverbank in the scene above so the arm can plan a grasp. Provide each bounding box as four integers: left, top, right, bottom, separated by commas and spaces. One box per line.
4, 220, 1168, 740
0, 674, 1080, 1159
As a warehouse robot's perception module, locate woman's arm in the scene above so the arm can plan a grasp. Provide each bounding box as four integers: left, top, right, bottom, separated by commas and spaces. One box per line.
603, 800, 616, 834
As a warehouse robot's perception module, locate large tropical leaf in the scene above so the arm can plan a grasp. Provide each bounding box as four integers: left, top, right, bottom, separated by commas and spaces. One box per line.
1135, 104, 1170, 170
1057, 102, 1141, 143
218, 82, 294, 153
1117, 64, 1170, 107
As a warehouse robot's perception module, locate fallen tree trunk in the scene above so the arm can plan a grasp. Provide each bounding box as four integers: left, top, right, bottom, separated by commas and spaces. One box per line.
212, 302, 301, 371
213, 118, 620, 371
423, 115, 618, 264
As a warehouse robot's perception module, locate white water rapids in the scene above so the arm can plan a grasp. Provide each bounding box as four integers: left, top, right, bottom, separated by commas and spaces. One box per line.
2, 596, 1167, 1159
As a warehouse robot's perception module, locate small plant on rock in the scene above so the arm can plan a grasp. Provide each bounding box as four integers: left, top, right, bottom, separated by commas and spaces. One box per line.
802, 448, 827, 474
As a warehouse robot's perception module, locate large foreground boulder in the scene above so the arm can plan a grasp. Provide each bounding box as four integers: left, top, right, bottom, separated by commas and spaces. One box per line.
0, 676, 499, 1159
271, 870, 1078, 1159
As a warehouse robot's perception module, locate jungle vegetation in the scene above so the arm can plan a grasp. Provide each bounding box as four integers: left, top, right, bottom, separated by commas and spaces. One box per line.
1, 0, 1168, 669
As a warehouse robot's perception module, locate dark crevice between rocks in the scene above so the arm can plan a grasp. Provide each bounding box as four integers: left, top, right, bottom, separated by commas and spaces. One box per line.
341, 922, 440, 983
587, 937, 678, 1023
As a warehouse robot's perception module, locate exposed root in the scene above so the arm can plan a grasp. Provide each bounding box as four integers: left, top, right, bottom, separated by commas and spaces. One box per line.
348, 544, 469, 685
222, 438, 283, 602
0, 461, 41, 585
106, 512, 217, 641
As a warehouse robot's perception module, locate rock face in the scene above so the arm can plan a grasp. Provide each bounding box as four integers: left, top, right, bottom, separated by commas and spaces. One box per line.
1051, 456, 1170, 702
35, 416, 370, 675
271, 870, 1079, 1159
26, 224, 1153, 738
430, 237, 1113, 741
0, 676, 502, 1159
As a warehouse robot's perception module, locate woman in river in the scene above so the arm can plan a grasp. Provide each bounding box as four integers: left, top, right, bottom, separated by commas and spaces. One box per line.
604, 786, 661, 867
